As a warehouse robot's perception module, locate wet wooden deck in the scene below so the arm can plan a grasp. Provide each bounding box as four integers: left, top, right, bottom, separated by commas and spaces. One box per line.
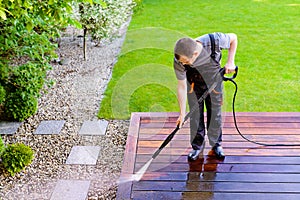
117, 112, 300, 200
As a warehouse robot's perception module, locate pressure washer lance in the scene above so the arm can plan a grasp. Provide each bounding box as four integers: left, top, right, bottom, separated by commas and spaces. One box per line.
152, 67, 238, 159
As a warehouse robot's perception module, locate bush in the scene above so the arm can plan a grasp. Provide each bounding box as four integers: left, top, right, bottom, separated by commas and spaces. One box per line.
2, 62, 47, 121
1, 143, 34, 176
4, 92, 38, 121
79, 0, 135, 43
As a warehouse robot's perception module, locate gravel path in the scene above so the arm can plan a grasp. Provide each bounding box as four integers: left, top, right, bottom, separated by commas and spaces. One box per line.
0, 24, 130, 199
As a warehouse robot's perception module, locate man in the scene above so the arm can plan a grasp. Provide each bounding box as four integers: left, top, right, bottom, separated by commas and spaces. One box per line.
173, 32, 237, 160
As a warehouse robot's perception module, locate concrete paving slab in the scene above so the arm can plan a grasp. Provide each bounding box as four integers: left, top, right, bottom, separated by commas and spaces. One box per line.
34, 120, 65, 135
50, 179, 90, 200
66, 146, 101, 165
0, 121, 22, 135
79, 120, 108, 135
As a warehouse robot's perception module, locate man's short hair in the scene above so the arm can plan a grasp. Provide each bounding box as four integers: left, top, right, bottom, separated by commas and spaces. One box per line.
174, 37, 199, 59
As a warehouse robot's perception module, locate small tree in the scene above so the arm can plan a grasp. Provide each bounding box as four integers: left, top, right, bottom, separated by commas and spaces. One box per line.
78, 0, 135, 60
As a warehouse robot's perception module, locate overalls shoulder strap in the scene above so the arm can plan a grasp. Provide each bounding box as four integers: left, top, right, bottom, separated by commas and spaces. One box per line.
208, 33, 216, 60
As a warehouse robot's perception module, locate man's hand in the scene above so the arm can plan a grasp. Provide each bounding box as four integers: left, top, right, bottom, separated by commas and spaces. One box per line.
176, 114, 185, 128
224, 62, 236, 74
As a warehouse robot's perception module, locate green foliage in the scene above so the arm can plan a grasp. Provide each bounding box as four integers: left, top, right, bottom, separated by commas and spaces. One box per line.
1, 0, 135, 121
1, 143, 34, 176
0, 0, 104, 121
1, 61, 50, 121
0, 0, 70, 121
133, 0, 143, 14
0, 84, 5, 104
4, 61, 48, 121
0, 136, 4, 157
79, 0, 135, 42
5, 92, 38, 122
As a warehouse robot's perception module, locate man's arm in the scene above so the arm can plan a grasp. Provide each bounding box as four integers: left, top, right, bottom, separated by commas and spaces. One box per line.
225, 33, 238, 74
177, 79, 187, 128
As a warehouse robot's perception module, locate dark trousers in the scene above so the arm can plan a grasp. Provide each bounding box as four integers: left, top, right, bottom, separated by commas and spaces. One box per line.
186, 73, 223, 150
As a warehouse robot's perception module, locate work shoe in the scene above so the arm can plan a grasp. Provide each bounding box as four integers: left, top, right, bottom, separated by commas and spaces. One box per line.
188, 150, 202, 161
212, 145, 225, 159
188, 143, 205, 161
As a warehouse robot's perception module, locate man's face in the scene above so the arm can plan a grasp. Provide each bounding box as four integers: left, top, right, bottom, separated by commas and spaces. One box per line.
178, 53, 198, 66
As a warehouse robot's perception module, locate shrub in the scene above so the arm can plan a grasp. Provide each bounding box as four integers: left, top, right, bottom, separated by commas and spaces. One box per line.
1, 143, 34, 176
2, 62, 47, 121
79, 0, 135, 43
4, 92, 38, 121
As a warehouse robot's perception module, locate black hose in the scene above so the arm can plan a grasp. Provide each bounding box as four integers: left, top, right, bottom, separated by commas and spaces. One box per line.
229, 79, 300, 146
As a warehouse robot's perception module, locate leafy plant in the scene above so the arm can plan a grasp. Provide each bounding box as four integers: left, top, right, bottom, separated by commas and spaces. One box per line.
133, 0, 143, 14
0, 0, 103, 121
78, 0, 135, 59
0, 84, 5, 104
0, 136, 4, 157
2, 61, 50, 121
79, 0, 134, 42
1, 143, 34, 176
4, 92, 38, 121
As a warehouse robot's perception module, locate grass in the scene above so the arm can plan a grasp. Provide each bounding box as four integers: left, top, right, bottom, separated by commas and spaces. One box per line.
98, 0, 300, 119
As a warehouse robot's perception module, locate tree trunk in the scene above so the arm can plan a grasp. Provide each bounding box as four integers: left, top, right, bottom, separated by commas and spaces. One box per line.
83, 27, 87, 61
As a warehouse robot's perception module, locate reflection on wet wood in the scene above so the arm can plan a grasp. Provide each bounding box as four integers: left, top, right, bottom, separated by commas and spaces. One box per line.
117, 112, 300, 200
132, 191, 300, 200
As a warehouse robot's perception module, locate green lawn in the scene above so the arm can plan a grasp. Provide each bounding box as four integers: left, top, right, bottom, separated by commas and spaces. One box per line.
99, 0, 300, 119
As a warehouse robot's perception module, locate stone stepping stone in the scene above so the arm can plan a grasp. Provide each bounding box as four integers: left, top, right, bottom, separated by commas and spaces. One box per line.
79, 120, 108, 136
66, 146, 101, 165
34, 120, 65, 135
0, 121, 22, 135
50, 179, 90, 200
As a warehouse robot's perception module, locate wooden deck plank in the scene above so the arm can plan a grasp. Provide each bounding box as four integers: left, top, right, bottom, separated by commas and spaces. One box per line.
133, 163, 300, 173
140, 115, 300, 123
139, 127, 300, 135
116, 113, 140, 199
137, 140, 300, 148
138, 112, 300, 118
132, 191, 300, 200
135, 155, 300, 164
138, 134, 300, 142
135, 148, 300, 156
139, 172, 300, 182
132, 181, 300, 193
117, 112, 300, 200
140, 122, 300, 128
